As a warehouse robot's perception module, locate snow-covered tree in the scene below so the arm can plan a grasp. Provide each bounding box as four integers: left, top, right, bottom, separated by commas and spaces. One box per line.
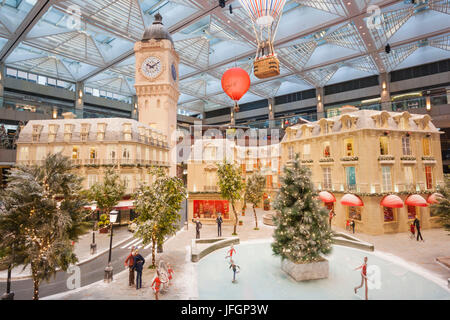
133, 167, 186, 268
87, 168, 125, 223
245, 172, 266, 230
217, 161, 244, 235
431, 178, 450, 233
272, 154, 332, 263
0, 153, 89, 299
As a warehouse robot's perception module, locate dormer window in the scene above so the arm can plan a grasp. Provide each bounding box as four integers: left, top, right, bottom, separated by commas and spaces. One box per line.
138, 127, 146, 142
97, 123, 107, 141
32, 125, 43, 142
64, 124, 74, 142
123, 123, 132, 141
48, 124, 59, 142
81, 123, 91, 141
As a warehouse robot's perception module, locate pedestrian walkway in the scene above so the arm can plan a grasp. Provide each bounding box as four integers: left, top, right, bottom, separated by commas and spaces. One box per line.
0, 226, 133, 280
45, 208, 450, 300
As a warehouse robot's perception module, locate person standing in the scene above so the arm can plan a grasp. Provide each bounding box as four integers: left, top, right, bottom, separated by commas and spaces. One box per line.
133, 250, 145, 290
328, 209, 335, 227
350, 219, 355, 234
216, 213, 223, 237
124, 247, 136, 287
414, 217, 424, 241
192, 218, 202, 239
229, 259, 240, 283
354, 256, 368, 300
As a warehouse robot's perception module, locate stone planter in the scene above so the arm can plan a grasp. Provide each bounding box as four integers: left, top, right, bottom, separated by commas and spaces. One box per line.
281, 257, 329, 281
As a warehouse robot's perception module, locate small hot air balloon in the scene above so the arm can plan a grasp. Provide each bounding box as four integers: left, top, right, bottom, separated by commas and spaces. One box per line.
238, 0, 287, 79
221, 67, 251, 113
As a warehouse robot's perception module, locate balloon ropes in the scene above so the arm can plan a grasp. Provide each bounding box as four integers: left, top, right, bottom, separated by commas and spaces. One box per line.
238, 0, 287, 79
221, 67, 251, 112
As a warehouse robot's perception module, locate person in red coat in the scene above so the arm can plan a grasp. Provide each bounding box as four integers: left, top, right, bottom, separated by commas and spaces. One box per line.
354, 256, 368, 300
152, 270, 162, 300
167, 264, 174, 285
124, 247, 136, 286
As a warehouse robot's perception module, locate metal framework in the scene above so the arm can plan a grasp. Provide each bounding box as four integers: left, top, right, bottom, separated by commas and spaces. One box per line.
0, 0, 448, 113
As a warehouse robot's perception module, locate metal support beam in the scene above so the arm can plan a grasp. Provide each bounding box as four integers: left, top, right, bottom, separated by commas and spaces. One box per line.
0, 0, 54, 62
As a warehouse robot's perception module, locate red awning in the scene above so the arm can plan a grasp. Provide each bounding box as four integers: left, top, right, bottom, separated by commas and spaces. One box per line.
380, 195, 404, 208
405, 194, 428, 207
340, 194, 364, 206
318, 191, 336, 203
427, 193, 443, 204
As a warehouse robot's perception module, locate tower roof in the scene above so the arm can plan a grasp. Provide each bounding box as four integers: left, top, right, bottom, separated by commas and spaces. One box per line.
142, 13, 173, 45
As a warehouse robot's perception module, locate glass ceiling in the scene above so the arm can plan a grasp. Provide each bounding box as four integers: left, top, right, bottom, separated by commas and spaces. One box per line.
0, 0, 448, 114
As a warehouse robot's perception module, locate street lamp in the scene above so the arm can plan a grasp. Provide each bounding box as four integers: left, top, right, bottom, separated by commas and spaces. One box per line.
104, 210, 118, 283
1, 245, 14, 300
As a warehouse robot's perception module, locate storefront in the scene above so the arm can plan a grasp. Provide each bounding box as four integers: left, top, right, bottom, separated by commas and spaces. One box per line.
188, 192, 238, 225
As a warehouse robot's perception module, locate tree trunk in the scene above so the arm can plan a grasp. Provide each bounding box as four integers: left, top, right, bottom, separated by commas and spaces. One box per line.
31, 263, 40, 300
253, 204, 258, 229
231, 201, 237, 235
151, 234, 156, 268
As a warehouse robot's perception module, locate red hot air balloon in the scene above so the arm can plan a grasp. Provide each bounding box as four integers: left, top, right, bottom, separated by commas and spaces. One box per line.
221, 67, 250, 113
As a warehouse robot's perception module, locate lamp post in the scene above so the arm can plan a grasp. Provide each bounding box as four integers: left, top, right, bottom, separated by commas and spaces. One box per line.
104, 210, 118, 283
1, 245, 14, 300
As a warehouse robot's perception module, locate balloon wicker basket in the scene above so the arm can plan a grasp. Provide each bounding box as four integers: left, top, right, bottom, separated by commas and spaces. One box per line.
254, 56, 280, 79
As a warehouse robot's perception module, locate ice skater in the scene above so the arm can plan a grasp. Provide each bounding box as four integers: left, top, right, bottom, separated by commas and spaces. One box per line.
354, 256, 368, 300
229, 259, 240, 283
225, 244, 236, 260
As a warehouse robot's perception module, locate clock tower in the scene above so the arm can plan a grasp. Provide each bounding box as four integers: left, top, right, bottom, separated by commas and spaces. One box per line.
134, 13, 179, 176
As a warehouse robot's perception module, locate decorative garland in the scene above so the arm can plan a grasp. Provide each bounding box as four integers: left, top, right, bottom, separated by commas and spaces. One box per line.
340, 156, 359, 161
421, 156, 435, 161
301, 159, 313, 163
378, 155, 395, 161
400, 156, 416, 161
319, 158, 334, 162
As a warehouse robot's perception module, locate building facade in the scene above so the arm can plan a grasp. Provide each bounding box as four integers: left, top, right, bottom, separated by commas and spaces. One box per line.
281, 106, 445, 235
187, 131, 282, 225
16, 114, 170, 223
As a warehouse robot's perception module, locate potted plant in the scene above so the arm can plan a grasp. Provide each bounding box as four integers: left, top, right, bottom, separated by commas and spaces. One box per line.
264, 199, 271, 211
239, 220, 243, 226
98, 214, 110, 234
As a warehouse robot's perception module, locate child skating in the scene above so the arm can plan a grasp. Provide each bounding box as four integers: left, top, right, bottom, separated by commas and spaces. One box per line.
225, 244, 236, 260
354, 256, 368, 300
229, 259, 240, 283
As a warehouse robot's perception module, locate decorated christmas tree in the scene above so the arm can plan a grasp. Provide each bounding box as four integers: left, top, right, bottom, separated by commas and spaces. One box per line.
272, 154, 332, 264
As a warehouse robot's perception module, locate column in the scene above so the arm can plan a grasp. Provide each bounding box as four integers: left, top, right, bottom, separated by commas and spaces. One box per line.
132, 95, 138, 120
230, 107, 235, 125
268, 97, 275, 128
0, 62, 4, 108
316, 87, 325, 119
75, 81, 84, 118
379, 73, 392, 111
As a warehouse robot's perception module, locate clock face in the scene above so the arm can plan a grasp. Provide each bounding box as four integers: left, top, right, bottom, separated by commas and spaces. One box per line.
141, 56, 162, 79
171, 63, 177, 81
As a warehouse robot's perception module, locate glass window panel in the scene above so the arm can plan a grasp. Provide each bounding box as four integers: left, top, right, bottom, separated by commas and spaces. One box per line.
422, 138, 431, 156
383, 207, 395, 222
380, 136, 389, 155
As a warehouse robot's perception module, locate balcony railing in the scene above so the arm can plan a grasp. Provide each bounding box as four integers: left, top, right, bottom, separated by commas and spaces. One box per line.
204, 185, 218, 192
